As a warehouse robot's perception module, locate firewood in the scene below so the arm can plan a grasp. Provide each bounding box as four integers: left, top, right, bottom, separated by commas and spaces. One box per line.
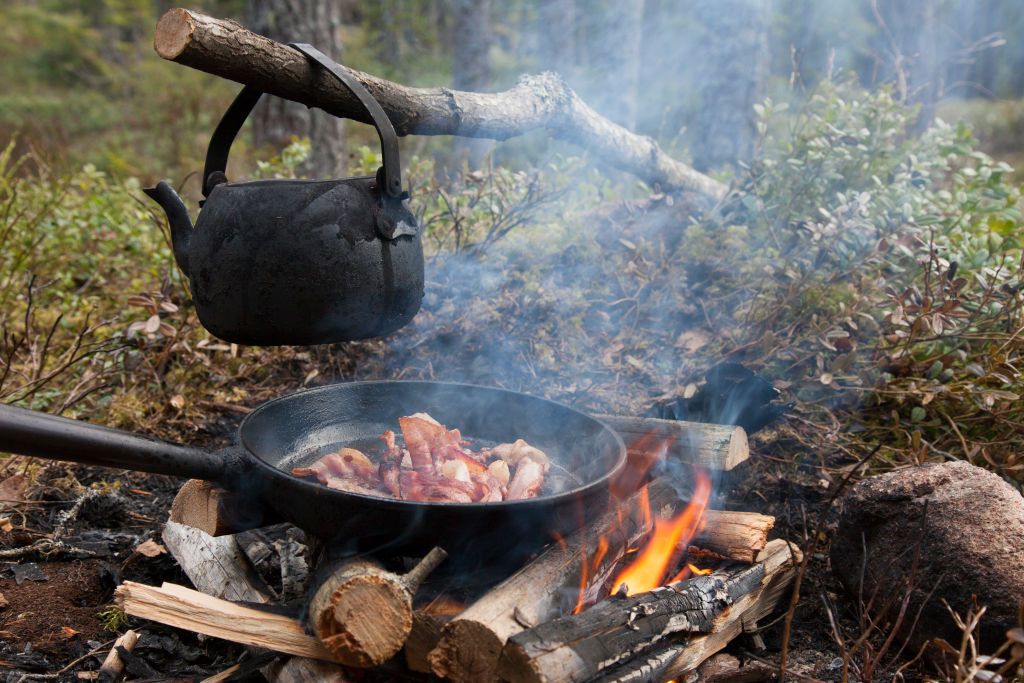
97, 629, 139, 682
404, 598, 466, 674
115, 581, 339, 662
161, 520, 273, 603
308, 547, 447, 667
499, 540, 799, 683
169, 480, 268, 537
428, 477, 688, 683
596, 414, 749, 472
694, 510, 774, 563
152, 9, 725, 200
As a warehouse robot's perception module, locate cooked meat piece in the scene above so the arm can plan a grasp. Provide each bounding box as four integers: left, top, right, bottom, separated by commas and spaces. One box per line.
400, 470, 475, 503
492, 439, 550, 470
472, 472, 506, 502
507, 460, 544, 500
440, 458, 472, 484
398, 415, 462, 472
295, 413, 548, 503
487, 459, 511, 487
437, 445, 488, 475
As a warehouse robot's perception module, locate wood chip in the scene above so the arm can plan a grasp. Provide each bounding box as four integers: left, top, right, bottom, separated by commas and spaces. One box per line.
135, 539, 167, 557
0, 591, 8, 608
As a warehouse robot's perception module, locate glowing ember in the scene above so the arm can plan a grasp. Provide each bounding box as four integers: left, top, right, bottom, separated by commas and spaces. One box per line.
610, 469, 712, 596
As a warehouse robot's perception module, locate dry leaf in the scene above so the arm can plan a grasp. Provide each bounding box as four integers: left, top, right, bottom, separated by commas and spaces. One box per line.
143, 314, 161, 334
60, 626, 80, 639
169, 394, 186, 410
0, 474, 28, 511
135, 539, 166, 558
0, 591, 7, 609
0, 517, 12, 533
674, 329, 711, 354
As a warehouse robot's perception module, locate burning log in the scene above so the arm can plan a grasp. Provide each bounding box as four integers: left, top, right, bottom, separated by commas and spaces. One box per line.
499, 540, 799, 683
694, 510, 774, 564
596, 415, 749, 472
152, 8, 726, 200
308, 547, 447, 667
428, 477, 690, 682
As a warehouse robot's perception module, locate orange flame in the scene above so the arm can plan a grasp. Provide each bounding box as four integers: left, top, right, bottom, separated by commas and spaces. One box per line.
610, 469, 711, 596
667, 562, 713, 584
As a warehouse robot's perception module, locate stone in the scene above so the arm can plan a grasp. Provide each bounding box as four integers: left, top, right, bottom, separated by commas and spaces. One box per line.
831, 460, 1024, 649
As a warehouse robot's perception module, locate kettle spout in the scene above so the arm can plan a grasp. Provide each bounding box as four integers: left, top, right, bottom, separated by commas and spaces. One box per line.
143, 181, 192, 275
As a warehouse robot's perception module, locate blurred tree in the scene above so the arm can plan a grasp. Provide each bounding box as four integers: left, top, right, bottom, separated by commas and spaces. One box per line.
689, 0, 770, 171
536, 0, 575, 80
245, 0, 345, 178
451, 0, 494, 169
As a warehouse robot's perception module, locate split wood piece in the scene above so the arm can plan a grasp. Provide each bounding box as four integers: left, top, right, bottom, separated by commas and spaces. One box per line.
169, 480, 269, 537
596, 414, 749, 473
428, 477, 686, 683
161, 520, 273, 603
97, 629, 139, 682
694, 510, 774, 564
153, 8, 726, 201
405, 598, 466, 674
309, 547, 447, 667
499, 539, 799, 683
115, 581, 339, 662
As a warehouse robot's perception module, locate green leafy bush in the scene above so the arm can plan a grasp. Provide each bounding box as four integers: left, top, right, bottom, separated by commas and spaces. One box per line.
688, 80, 1024, 478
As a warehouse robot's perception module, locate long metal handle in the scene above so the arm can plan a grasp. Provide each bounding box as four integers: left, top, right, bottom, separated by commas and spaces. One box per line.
0, 404, 227, 482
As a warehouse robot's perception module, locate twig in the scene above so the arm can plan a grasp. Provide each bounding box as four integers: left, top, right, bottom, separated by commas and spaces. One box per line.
778, 445, 880, 680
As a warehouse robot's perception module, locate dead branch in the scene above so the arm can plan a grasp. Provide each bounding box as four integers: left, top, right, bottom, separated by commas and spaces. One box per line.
154, 8, 727, 200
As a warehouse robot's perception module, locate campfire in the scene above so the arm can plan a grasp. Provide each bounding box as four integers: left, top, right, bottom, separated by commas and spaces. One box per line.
114, 413, 799, 683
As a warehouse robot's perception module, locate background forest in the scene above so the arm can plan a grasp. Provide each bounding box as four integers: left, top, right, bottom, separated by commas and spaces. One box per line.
3, 1, 1024, 679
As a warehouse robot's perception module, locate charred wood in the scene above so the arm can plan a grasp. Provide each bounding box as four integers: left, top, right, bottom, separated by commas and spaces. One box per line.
428, 477, 689, 682
499, 540, 799, 683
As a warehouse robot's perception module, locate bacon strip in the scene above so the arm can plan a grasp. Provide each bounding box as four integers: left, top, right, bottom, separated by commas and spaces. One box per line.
294, 413, 549, 503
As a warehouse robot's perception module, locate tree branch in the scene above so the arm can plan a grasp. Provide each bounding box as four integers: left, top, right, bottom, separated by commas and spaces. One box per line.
154, 8, 727, 200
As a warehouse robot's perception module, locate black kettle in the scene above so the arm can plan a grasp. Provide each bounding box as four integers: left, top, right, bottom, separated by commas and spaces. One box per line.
144, 44, 423, 346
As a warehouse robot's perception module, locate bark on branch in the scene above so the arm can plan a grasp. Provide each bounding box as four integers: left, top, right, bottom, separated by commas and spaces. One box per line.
154, 8, 728, 200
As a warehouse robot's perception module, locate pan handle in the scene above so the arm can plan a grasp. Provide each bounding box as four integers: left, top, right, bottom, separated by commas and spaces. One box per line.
0, 404, 229, 482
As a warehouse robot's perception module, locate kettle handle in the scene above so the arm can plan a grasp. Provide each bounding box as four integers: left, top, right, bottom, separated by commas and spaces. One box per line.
202, 43, 404, 200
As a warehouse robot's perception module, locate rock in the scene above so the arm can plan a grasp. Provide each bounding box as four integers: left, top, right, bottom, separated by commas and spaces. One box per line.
831, 461, 1024, 650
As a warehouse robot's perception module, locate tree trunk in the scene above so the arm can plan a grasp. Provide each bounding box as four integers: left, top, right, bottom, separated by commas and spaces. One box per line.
451, 0, 494, 170
690, 0, 770, 172
599, 0, 645, 131
246, 0, 345, 178
536, 0, 576, 78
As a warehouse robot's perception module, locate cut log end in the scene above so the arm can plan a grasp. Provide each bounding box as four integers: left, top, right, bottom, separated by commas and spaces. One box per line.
154, 8, 195, 60
726, 427, 749, 470
429, 619, 505, 683
313, 574, 412, 667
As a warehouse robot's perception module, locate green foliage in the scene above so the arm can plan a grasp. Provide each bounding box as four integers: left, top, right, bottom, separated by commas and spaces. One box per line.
97, 604, 129, 633
689, 79, 1024, 479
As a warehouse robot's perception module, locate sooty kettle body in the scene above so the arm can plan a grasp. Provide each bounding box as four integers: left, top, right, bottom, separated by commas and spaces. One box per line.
144, 43, 423, 346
